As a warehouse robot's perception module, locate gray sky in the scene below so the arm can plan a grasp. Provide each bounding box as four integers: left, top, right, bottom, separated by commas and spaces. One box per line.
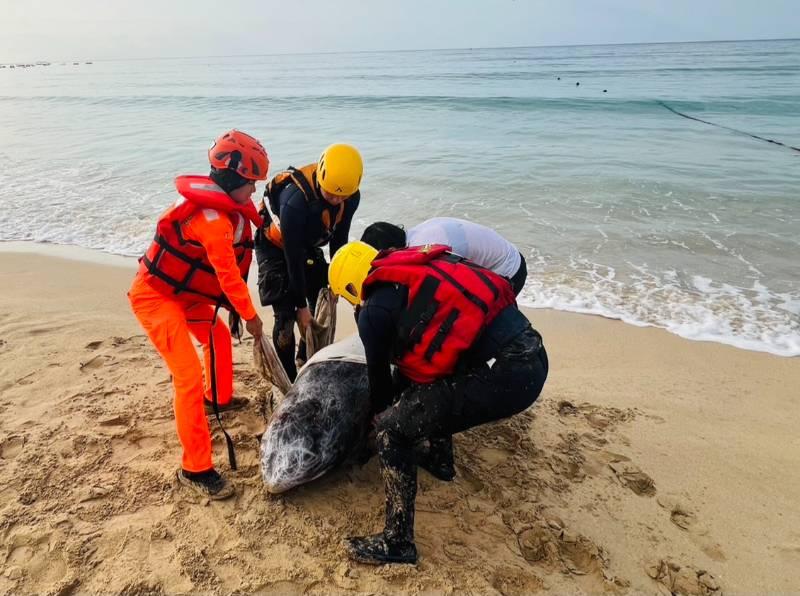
1, 0, 797, 62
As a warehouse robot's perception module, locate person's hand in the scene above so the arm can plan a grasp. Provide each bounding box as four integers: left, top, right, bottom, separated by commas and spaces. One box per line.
245, 314, 264, 339
297, 307, 313, 333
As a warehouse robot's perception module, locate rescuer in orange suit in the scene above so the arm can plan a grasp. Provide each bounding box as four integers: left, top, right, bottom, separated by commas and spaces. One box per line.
128, 130, 269, 499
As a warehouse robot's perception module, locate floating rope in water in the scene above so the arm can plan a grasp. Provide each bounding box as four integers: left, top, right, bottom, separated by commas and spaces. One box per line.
658, 101, 800, 154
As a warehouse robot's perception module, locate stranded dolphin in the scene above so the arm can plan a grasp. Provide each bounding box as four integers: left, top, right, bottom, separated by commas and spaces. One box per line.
259, 334, 373, 494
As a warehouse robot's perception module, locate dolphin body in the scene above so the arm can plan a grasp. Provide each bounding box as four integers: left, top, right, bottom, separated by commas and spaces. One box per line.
259, 334, 372, 494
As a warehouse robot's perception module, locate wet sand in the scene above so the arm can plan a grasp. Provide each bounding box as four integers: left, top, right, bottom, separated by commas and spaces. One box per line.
1, 247, 798, 594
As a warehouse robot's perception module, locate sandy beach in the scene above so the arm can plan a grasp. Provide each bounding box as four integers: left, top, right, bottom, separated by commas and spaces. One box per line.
0, 245, 798, 595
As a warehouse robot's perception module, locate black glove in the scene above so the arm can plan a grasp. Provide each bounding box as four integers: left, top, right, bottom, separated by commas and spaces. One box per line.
228, 310, 243, 341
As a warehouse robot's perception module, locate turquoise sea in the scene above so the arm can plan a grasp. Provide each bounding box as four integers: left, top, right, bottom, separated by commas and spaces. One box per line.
1, 39, 798, 355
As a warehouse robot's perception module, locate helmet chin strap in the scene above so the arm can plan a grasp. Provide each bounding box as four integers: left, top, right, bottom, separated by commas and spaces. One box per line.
210, 165, 249, 194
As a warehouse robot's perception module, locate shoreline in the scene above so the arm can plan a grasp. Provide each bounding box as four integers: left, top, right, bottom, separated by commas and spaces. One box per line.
0, 240, 138, 268
2, 239, 796, 359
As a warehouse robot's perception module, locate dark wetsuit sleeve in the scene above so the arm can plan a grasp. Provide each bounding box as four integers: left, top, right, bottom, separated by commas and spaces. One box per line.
278, 185, 311, 309
358, 283, 404, 415
329, 191, 360, 260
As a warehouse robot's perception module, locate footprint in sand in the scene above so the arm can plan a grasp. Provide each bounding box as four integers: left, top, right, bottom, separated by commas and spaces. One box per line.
657, 495, 698, 530
517, 523, 611, 579
557, 400, 635, 431
97, 414, 130, 427
517, 526, 552, 563
0, 435, 25, 459
118, 580, 166, 595
14, 371, 37, 386
558, 400, 580, 416
609, 460, 656, 496
111, 335, 149, 353
77, 484, 117, 503
548, 455, 586, 482
657, 495, 726, 562
646, 558, 721, 595
456, 464, 485, 494
548, 432, 588, 482
478, 445, 514, 468
333, 563, 361, 590
490, 565, 544, 593
5, 531, 68, 589
177, 547, 222, 590
233, 464, 262, 481
79, 354, 114, 371
442, 541, 471, 563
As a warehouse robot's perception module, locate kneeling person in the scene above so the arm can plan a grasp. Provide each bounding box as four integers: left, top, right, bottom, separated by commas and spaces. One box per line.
329, 241, 549, 564
361, 217, 527, 296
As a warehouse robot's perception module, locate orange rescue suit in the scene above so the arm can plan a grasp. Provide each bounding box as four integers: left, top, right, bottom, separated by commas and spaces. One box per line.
128, 175, 261, 472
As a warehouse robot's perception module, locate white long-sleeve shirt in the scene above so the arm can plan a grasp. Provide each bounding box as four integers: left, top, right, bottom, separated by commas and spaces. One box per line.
406, 217, 521, 278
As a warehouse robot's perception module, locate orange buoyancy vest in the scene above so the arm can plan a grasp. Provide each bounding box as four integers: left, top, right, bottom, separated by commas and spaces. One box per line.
258, 164, 346, 248
139, 175, 264, 311
362, 244, 517, 383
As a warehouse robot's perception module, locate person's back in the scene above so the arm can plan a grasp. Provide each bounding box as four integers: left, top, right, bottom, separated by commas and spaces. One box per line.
406, 217, 521, 279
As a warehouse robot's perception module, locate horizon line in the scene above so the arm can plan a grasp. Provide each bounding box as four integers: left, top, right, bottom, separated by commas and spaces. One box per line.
2, 36, 798, 65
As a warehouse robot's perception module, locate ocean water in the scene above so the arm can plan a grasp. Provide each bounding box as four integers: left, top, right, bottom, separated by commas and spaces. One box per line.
1, 40, 798, 355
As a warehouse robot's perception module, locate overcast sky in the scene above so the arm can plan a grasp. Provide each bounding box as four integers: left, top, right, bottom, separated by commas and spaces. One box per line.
1, 0, 797, 62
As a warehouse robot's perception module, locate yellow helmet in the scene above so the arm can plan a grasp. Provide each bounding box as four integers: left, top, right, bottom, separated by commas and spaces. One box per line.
317, 143, 363, 197
329, 241, 378, 305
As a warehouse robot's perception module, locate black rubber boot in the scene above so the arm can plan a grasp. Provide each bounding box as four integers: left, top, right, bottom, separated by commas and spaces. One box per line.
176, 468, 235, 499
345, 533, 417, 565
296, 338, 308, 368
204, 396, 249, 416
416, 436, 455, 482
273, 314, 297, 381
346, 429, 418, 565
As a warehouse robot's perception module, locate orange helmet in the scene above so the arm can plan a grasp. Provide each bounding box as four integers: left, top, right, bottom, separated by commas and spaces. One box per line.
208, 130, 270, 181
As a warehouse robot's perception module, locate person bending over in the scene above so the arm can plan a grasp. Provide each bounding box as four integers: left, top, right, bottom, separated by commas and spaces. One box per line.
361, 217, 527, 295
256, 144, 363, 380
129, 130, 269, 499
329, 241, 548, 564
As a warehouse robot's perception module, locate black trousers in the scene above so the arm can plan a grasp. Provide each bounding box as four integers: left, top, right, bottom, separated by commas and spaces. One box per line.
255, 241, 328, 381
509, 252, 527, 297
373, 325, 548, 543
376, 325, 547, 445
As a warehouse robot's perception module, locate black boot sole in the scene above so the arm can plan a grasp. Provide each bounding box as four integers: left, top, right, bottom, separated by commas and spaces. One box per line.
347, 550, 417, 565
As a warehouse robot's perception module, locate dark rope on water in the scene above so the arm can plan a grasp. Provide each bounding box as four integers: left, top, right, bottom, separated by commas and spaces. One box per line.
658, 101, 800, 154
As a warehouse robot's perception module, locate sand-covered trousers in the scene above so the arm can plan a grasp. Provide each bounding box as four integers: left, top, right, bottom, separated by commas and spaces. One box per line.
373, 325, 548, 542
128, 276, 234, 472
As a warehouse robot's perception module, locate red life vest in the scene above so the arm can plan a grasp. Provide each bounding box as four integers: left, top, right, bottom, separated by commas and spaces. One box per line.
139, 175, 263, 311
363, 244, 516, 383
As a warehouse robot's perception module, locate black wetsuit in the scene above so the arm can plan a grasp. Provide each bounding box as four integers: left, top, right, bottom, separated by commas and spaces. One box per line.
255, 182, 360, 380
357, 283, 548, 546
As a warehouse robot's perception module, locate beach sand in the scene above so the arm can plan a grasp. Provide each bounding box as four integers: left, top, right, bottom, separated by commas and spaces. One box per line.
1, 248, 798, 594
